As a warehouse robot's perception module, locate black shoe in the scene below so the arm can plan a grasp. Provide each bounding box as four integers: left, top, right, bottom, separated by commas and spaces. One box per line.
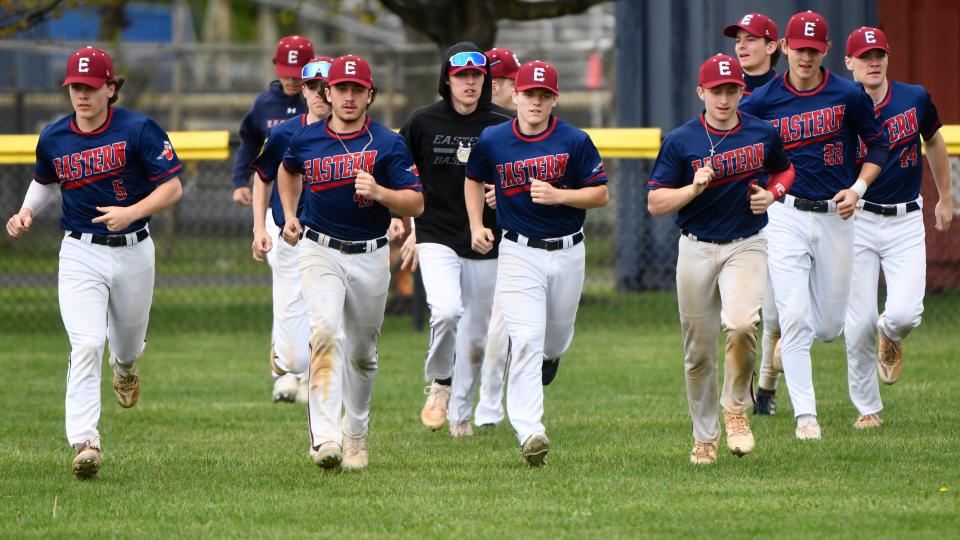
753, 387, 776, 415
542, 357, 560, 386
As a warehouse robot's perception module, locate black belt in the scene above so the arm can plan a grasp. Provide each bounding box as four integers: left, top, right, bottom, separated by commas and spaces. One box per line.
69, 229, 149, 247
680, 230, 745, 245
861, 201, 921, 216
779, 196, 830, 213
504, 230, 584, 251
304, 229, 387, 254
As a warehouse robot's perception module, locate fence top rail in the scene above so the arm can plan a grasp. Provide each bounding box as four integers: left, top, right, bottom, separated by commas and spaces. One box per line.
3, 126, 960, 164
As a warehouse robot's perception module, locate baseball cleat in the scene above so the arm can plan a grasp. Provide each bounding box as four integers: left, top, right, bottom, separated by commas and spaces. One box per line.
421, 381, 451, 431
272, 373, 298, 403
310, 441, 342, 470
450, 421, 474, 438
72, 443, 101, 479
689, 440, 718, 465
854, 413, 883, 430
342, 436, 368, 470
795, 422, 822, 441
753, 387, 777, 416
295, 376, 308, 404
112, 365, 141, 408
877, 330, 903, 385
521, 432, 550, 467
542, 357, 560, 386
723, 411, 755, 456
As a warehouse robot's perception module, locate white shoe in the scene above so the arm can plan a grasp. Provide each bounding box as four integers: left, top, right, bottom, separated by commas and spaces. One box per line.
421, 382, 451, 430
795, 422, 822, 440
342, 436, 368, 470
272, 373, 298, 403
72, 442, 101, 479
310, 441, 342, 469
450, 421, 473, 438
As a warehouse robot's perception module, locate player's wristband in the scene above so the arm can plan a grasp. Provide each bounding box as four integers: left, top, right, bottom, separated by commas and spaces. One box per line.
851, 178, 868, 198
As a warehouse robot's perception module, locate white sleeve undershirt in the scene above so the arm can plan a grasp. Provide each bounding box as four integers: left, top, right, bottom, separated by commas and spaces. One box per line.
21, 180, 58, 216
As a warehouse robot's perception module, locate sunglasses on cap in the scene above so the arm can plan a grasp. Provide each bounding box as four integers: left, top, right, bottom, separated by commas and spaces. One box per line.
448, 52, 487, 68
301, 60, 332, 80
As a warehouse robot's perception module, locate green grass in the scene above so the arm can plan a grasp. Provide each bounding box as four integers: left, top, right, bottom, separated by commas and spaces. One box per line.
1, 293, 958, 538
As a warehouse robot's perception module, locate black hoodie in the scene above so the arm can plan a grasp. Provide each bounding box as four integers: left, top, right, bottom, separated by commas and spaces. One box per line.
400, 42, 513, 259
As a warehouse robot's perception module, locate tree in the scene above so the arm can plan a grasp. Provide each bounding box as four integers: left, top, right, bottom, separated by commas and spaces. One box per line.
0, 0, 126, 38
378, 0, 610, 50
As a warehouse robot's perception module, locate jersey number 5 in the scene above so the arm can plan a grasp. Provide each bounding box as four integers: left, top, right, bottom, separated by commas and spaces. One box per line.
823, 142, 844, 166
898, 145, 918, 168
112, 179, 128, 201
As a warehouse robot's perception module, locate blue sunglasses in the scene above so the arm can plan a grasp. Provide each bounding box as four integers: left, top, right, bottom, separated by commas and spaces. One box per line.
301, 60, 332, 80
448, 52, 487, 68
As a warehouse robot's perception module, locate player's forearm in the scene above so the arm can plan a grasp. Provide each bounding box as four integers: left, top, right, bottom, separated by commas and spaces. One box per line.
465, 179, 487, 231
559, 185, 608, 209
379, 189, 424, 217
647, 185, 698, 216
925, 133, 953, 201
856, 162, 882, 185
252, 178, 271, 232
277, 166, 303, 223
128, 178, 183, 220
21, 180, 58, 216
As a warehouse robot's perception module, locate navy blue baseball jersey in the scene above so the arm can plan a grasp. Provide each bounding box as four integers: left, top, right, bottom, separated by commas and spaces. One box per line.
232, 81, 306, 189
740, 69, 889, 200
648, 112, 791, 241
250, 113, 308, 229
466, 117, 607, 239
855, 81, 942, 204
282, 117, 423, 241
33, 106, 183, 235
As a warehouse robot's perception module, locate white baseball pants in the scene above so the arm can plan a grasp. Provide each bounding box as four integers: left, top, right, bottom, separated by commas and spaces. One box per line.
265, 209, 310, 376
676, 233, 766, 443
60, 232, 155, 450
298, 235, 389, 447
845, 202, 925, 415
757, 279, 781, 390
416, 243, 497, 424
766, 199, 854, 419
473, 296, 510, 426
498, 234, 585, 445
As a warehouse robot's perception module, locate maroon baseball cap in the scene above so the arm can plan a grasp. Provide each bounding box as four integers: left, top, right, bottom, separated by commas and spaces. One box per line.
846, 27, 891, 57
515, 61, 559, 95
698, 54, 746, 89
485, 48, 521, 79
326, 55, 374, 89
63, 47, 114, 88
785, 11, 829, 53
274, 35, 314, 78
724, 13, 779, 42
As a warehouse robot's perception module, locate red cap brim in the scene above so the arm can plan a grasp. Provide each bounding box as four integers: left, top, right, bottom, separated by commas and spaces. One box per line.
723, 23, 762, 38
63, 76, 107, 88
787, 38, 828, 54
514, 82, 558, 95
848, 44, 890, 58
449, 65, 485, 76
275, 64, 304, 78
327, 77, 373, 89
701, 79, 746, 89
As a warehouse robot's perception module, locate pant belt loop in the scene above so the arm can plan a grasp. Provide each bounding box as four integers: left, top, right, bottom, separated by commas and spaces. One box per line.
826, 200, 837, 213
897, 202, 907, 217
783, 194, 796, 210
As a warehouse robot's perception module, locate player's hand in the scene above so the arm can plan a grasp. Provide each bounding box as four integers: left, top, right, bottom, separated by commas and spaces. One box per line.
282, 218, 303, 246
5, 208, 33, 238
400, 231, 418, 271
935, 197, 954, 232
92, 206, 139, 232
832, 188, 859, 220
484, 183, 497, 209
355, 171, 381, 202
471, 227, 495, 255
233, 186, 252, 206
691, 165, 713, 196
530, 179, 565, 206
252, 227, 273, 261
388, 217, 410, 245
749, 183, 775, 214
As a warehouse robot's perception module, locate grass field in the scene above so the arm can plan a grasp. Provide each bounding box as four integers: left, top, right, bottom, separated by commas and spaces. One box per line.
1, 292, 958, 538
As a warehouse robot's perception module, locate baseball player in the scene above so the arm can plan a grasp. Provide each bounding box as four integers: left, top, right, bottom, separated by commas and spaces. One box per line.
648, 54, 795, 464
5, 47, 183, 479
739, 11, 890, 440
278, 55, 423, 470
843, 27, 952, 427
465, 60, 609, 466
230, 35, 314, 402
398, 42, 512, 437
723, 13, 785, 416
472, 47, 521, 429
724, 13, 780, 95
249, 57, 332, 402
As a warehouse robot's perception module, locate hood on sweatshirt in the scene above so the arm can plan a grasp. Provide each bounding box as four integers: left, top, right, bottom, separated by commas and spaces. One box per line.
437, 41, 494, 114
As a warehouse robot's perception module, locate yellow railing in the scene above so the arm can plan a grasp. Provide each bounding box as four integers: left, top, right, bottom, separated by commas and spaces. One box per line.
1, 126, 958, 164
